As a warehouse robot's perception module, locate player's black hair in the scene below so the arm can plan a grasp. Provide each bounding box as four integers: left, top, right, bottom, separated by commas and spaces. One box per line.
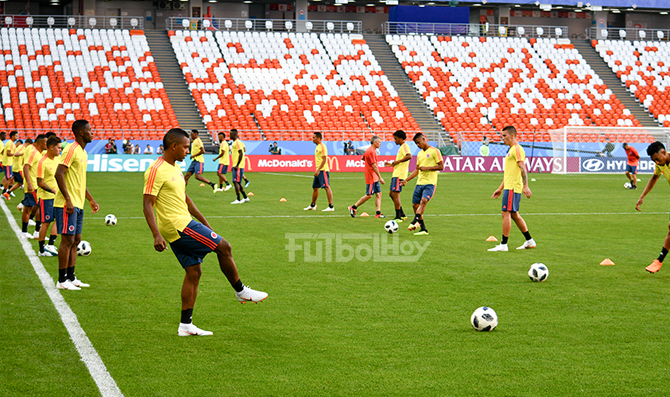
314, 132, 322, 139
164, 128, 189, 150
190, 129, 199, 137
647, 141, 665, 157
35, 134, 46, 143
45, 131, 56, 139
623, 142, 629, 148
218, 132, 226, 139
47, 135, 62, 148
16, 139, 23, 144
0, 131, 5, 139
412, 133, 424, 143
9, 130, 17, 138
393, 130, 406, 140
502, 125, 517, 136
72, 120, 89, 135
230, 129, 238, 139
24, 138, 32, 144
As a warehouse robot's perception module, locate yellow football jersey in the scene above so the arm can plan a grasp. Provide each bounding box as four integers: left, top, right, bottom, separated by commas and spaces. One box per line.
37, 155, 59, 200
191, 137, 204, 162
218, 140, 230, 165
315, 143, 329, 172
143, 158, 192, 243
416, 146, 443, 186
392, 142, 411, 179
231, 139, 246, 169
54, 141, 88, 209
503, 144, 526, 193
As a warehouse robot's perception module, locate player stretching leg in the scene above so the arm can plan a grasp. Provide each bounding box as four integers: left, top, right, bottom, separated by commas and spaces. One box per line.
304, 132, 334, 212
386, 130, 412, 222
143, 128, 268, 336
636, 141, 670, 273
488, 126, 535, 252
400, 133, 443, 235
229, 130, 249, 204
37, 136, 62, 257
349, 136, 385, 218
54, 120, 99, 290
212, 132, 232, 192
184, 130, 217, 191
623, 143, 640, 189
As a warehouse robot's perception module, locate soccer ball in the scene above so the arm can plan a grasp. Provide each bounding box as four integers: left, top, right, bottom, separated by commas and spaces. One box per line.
624, 182, 632, 189
77, 240, 92, 256
528, 263, 549, 282
384, 220, 399, 234
471, 306, 498, 332
105, 214, 117, 226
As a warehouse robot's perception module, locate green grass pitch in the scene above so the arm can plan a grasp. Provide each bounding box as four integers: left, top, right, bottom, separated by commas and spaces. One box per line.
2, 171, 670, 396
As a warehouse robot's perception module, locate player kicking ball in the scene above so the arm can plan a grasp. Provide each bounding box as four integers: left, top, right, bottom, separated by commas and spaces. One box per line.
488, 126, 535, 252
400, 133, 443, 235
143, 128, 268, 336
636, 141, 670, 273
385, 130, 412, 222
623, 143, 640, 190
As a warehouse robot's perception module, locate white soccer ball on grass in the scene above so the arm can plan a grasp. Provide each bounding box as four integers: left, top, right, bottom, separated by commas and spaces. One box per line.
471, 306, 498, 332
528, 263, 549, 282
105, 214, 117, 226
77, 240, 91, 256
384, 220, 399, 234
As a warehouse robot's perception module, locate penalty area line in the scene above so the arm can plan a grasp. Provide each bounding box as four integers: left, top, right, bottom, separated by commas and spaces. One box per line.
0, 200, 124, 397
85, 211, 666, 221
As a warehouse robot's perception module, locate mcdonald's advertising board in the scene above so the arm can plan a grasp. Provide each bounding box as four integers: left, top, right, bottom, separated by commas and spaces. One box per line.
86, 154, 397, 173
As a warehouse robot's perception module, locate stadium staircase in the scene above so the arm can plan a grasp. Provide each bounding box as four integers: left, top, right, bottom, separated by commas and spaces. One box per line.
144, 30, 212, 147
572, 39, 656, 128
363, 34, 450, 145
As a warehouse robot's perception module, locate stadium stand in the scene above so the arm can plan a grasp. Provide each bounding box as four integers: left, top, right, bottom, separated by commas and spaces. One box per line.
389, 34, 641, 144
169, 29, 419, 141
0, 27, 177, 139
596, 38, 670, 128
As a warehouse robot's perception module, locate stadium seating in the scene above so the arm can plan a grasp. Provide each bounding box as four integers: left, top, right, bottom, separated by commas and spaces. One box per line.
389, 34, 639, 144
596, 39, 670, 127
169, 30, 418, 141
0, 27, 177, 139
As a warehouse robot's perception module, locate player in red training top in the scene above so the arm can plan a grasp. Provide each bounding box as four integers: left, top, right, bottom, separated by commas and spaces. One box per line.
349, 136, 385, 218
623, 143, 640, 190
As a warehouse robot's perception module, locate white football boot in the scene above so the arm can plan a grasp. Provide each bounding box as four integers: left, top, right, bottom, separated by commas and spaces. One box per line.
488, 244, 509, 252
236, 285, 268, 303
56, 280, 81, 290
517, 238, 537, 250
178, 323, 213, 336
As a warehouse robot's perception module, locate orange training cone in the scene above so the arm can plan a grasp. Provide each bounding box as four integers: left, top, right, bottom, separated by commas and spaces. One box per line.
486, 236, 498, 242
199, 183, 206, 187
600, 259, 615, 266
360, 212, 370, 217
279, 198, 287, 202
248, 192, 254, 196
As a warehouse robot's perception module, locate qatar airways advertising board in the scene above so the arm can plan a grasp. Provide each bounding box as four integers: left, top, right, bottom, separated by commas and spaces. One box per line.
87, 154, 577, 173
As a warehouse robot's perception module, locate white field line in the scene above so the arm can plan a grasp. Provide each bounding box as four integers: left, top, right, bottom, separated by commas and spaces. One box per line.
0, 200, 124, 397
86, 211, 666, 221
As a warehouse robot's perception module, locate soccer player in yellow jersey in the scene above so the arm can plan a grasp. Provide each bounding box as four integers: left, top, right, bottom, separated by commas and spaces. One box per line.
0, 131, 5, 170
143, 128, 268, 336
20, 135, 46, 239
7, 139, 27, 199
212, 131, 232, 192
2, 131, 18, 199
184, 129, 217, 191
385, 130, 412, 222
304, 132, 334, 211
54, 120, 99, 290
401, 133, 443, 235
37, 135, 62, 257
230, 129, 250, 204
636, 141, 670, 273
488, 126, 535, 252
